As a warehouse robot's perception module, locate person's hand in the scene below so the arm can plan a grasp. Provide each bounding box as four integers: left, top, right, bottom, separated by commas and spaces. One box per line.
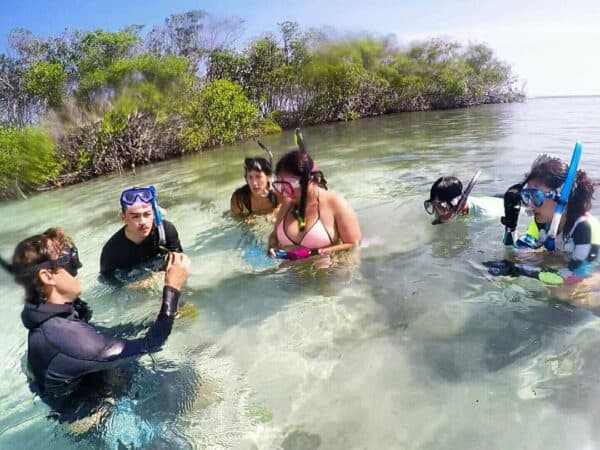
501, 183, 523, 231
267, 248, 277, 258
164, 252, 190, 291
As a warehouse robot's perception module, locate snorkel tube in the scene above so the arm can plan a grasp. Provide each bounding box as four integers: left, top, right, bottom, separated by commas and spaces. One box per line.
433, 169, 481, 224
544, 141, 582, 251
149, 185, 167, 248
257, 140, 274, 167
294, 128, 311, 231
455, 169, 481, 215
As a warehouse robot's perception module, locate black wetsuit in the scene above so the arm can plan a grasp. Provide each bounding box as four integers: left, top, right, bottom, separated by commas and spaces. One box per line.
100, 220, 182, 282
21, 287, 180, 392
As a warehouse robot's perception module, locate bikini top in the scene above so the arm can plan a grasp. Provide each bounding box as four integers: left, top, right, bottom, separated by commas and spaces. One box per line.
276, 189, 335, 249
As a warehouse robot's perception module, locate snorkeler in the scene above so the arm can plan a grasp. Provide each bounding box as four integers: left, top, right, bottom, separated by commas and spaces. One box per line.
230, 141, 279, 216
423, 171, 503, 224
1, 227, 189, 399
267, 129, 361, 260
100, 186, 183, 283
485, 143, 600, 285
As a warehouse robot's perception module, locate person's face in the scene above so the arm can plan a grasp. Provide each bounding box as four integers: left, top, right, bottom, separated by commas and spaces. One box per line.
433, 199, 458, 223
272, 172, 302, 202
38, 242, 83, 301
122, 202, 154, 240
525, 179, 556, 223
424, 195, 460, 223
52, 267, 82, 300
246, 170, 269, 196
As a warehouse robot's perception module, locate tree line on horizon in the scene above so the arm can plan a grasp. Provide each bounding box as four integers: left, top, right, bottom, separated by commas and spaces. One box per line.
0, 10, 524, 199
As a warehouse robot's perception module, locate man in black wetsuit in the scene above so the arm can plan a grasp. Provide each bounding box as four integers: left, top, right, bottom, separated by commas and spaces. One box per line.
6, 227, 189, 410
100, 186, 183, 283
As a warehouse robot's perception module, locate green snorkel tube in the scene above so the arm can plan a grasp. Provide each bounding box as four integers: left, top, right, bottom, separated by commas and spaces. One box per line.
293, 128, 310, 231
149, 185, 167, 250
544, 141, 582, 251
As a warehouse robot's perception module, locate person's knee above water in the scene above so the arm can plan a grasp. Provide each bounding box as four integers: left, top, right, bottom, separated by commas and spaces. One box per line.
230, 142, 279, 216
267, 145, 361, 260
6, 227, 190, 391
100, 186, 183, 281
423, 170, 496, 224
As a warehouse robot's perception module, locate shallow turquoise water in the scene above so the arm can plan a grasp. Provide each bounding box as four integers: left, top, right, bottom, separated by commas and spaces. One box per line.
1, 97, 600, 449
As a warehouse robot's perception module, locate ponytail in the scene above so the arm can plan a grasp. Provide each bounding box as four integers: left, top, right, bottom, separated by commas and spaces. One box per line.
564, 169, 595, 236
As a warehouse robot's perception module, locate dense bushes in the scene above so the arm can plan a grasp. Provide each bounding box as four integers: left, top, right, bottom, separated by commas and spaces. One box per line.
0, 12, 522, 198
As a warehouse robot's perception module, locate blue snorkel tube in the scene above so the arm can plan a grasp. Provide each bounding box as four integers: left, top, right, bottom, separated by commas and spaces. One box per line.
544, 141, 582, 251
149, 185, 167, 248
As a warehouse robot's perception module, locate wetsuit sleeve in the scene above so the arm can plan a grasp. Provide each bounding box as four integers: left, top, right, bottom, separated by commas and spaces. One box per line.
99, 243, 125, 286
567, 220, 592, 271
164, 221, 183, 252
43, 286, 180, 383
100, 238, 119, 276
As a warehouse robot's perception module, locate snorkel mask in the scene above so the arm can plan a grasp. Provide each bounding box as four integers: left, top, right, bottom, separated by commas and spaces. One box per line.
21, 245, 82, 277
519, 188, 560, 208
120, 185, 167, 248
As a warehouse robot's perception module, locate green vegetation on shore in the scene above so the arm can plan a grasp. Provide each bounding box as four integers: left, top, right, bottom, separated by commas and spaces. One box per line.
0, 10, 523, 199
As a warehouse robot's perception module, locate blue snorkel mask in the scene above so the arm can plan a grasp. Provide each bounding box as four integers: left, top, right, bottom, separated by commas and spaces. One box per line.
519, 188, 560, 208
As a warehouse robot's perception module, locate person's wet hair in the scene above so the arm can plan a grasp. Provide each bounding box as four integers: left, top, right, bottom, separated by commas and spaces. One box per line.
12, 227, 71, 304
524, 154, 595, 237
244, 157, 272, 176
429, 176, 463, 202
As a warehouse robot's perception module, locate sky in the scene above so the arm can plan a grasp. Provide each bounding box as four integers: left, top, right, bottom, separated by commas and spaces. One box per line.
2, 0, 600, 97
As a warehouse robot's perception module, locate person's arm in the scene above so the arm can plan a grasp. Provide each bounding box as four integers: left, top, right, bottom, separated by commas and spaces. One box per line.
99, 241, 124, 286
319, 194, 361, 256
267, 200, 290, 257
564, 220, 594, 278
163, 220, 183, 252
501, 183, 523, 245
45, 253, 190, 383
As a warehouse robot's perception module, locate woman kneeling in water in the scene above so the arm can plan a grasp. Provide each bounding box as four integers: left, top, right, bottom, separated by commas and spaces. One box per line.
486, 154, 600, 305
230, 143, 279, 216
267, 147, 361, 259
518, 155, 598, 280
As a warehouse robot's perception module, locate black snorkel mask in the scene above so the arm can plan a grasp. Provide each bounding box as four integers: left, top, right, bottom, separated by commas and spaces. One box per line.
25, 245, 82, 277
244, 140, 274, 174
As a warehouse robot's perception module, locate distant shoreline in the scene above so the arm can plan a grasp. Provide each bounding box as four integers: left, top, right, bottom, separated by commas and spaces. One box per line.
529, 94, 600, 100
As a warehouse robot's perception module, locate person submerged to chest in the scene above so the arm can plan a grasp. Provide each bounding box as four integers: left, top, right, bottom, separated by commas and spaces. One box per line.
101, 222, 180, 272
277, 188, 337, 249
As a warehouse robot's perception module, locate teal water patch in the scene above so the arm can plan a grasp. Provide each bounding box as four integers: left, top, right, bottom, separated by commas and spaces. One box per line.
242, 242, 279, 271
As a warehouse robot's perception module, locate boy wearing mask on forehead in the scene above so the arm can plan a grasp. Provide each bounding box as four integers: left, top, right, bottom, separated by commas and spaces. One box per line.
100, 186, 183, 284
